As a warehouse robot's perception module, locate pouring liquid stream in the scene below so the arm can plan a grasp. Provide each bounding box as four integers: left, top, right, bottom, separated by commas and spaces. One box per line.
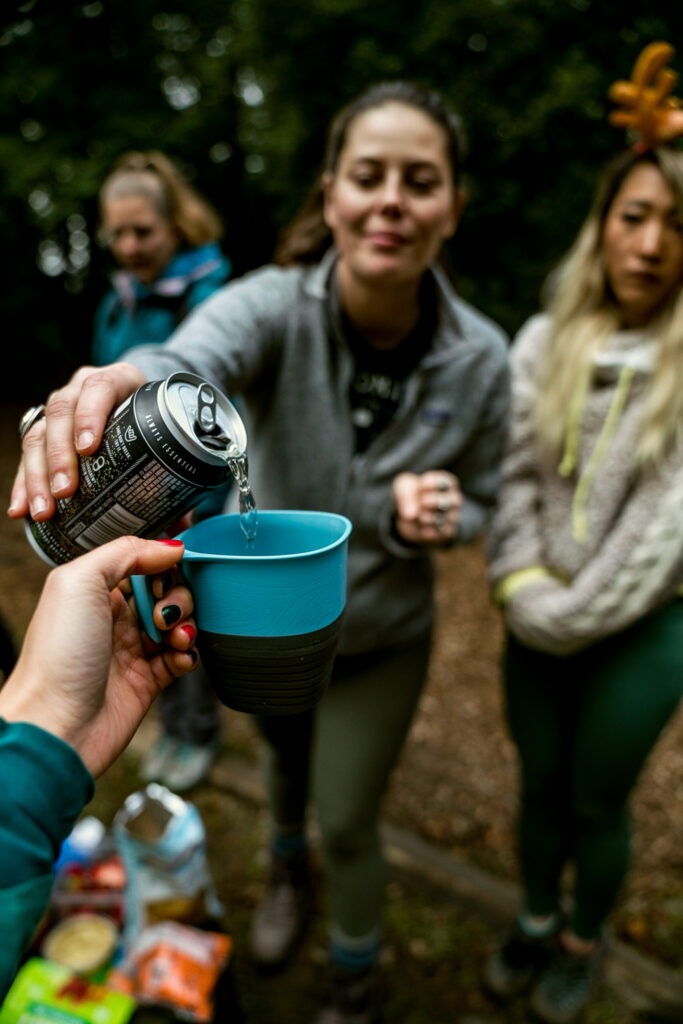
228, 454, 258, 545
194, 384, 258, 546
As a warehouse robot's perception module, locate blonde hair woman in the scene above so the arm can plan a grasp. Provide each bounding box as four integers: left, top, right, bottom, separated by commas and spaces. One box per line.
94, 150, 229, 366
485, 44, 683, 1024
93, 151, 231, 791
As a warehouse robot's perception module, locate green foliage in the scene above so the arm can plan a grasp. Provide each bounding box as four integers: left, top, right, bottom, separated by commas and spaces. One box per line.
3, 0, 683, 395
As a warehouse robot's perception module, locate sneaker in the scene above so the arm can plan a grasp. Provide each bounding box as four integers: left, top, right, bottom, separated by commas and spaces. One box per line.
139, 734, 181, 783
249, 852, 313, 969
313, 966, 379, 1024
483, 920, 559, 999
530, 943, 604, 1024
162, 736, 221, 793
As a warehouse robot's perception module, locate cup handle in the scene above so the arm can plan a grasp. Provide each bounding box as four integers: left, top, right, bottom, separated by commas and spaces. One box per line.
130, 574, 163, 643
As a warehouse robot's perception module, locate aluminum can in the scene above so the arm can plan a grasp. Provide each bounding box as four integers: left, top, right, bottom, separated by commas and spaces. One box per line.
25, 371, 246, 566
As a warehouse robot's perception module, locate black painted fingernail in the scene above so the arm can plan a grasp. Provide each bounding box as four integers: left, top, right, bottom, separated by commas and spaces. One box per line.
161, 604, 181, 625
188, 648, 198, 664
158, 573, 174, 597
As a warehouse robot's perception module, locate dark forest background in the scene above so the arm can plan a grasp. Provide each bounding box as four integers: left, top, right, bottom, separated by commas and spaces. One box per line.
3, 0, 683, 399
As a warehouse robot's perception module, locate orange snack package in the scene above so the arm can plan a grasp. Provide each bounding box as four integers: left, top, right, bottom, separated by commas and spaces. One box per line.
108, 922, 232, 1022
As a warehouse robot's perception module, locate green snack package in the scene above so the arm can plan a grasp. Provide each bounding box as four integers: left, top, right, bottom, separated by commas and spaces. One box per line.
0, 958, 135, 1024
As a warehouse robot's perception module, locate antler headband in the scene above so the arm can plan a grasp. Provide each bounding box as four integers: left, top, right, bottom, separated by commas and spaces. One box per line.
608, 41, 683, 152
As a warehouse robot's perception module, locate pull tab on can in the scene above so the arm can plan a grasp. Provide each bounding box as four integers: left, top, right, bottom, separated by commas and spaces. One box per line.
197, 383, 218, 433
192, 382, 236, 453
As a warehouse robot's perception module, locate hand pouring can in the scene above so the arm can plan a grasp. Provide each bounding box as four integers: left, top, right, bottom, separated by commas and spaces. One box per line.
25, 371, 246, 566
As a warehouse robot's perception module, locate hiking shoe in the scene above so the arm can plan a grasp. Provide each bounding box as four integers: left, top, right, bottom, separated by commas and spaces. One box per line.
313, 966, 380, 1024
250, 852, 313, 969
483, 920, 559, 999
162, 736, 221, 793
530, 944, 604, 1023
139, 734, 181, 783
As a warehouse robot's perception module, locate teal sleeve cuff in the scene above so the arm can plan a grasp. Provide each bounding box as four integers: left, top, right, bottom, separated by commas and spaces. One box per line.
0, 719, 95, 887
0, 873, 55, 1001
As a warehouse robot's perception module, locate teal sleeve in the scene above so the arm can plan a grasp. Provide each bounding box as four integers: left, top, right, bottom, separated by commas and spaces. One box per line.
0, 719, 94, 996
0, 719, 94, 883
0, 874, 54, 1000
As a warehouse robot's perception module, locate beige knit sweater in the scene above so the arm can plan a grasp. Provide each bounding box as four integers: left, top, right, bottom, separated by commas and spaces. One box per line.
487, 313, 683, 655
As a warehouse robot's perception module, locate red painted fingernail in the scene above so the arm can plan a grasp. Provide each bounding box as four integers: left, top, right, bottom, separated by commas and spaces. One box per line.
180, 624, 196, 643
156, 538, 184, 547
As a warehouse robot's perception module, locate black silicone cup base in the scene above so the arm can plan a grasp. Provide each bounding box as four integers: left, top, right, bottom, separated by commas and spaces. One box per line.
198, 614, 343, 715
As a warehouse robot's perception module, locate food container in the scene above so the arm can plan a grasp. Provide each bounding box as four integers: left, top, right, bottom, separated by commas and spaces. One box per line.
42, 913, 119, 974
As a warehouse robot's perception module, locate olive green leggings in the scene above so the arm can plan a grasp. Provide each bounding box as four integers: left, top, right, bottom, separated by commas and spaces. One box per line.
257, 633, 432, 939
505, 600, 683, 940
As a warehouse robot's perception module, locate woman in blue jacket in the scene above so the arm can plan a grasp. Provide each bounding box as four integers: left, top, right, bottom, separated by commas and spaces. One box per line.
93, 149, 230, 364
93, 151, 231, 792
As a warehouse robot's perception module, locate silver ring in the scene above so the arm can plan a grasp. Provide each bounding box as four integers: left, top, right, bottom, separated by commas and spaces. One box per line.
437, 497, 451, 512
19, 404, 46, 441
434, 510, 447, 529
438, 476, 450, 491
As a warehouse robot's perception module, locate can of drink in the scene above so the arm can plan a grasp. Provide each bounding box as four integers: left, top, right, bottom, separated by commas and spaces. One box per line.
25, 371, 246, 566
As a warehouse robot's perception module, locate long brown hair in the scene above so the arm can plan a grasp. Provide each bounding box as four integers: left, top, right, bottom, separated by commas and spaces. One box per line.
274, 81, 466, 266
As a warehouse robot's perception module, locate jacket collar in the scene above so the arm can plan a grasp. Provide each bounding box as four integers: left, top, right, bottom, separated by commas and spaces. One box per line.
303, 247, 465, 360
112, 243, 226, 313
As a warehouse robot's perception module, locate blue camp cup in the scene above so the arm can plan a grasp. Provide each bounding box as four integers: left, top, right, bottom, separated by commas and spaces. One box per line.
132, 510, 352, 715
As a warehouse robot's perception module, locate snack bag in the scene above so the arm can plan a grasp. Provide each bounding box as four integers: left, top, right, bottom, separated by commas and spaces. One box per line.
51, 816, 126, 925
108, 922, 232, 1022
50, 855, 126, 925
0, 958, 135, 1024
113, 784, 223, 944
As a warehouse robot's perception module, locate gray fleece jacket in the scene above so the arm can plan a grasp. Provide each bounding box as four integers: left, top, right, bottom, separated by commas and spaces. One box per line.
125, 249, 510, 655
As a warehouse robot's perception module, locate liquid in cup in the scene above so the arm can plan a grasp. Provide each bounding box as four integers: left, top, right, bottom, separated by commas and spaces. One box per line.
132, 510, 352, 715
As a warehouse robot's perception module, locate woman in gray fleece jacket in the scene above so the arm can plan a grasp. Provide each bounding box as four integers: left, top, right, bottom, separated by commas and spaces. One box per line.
484, 48, 683, 1024
12, 82, 509, 1023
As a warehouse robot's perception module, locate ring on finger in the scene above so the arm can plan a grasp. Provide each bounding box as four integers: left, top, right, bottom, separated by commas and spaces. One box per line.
434, 510, 447, 529
19, 404, 46, 441
437, 496, 451, 513
438, 476, 450, 491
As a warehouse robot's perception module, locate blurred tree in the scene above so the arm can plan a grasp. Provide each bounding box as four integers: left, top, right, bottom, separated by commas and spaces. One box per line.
238, 0, 683, 330
2, 0, 683, 397
1, 0, 251, 395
